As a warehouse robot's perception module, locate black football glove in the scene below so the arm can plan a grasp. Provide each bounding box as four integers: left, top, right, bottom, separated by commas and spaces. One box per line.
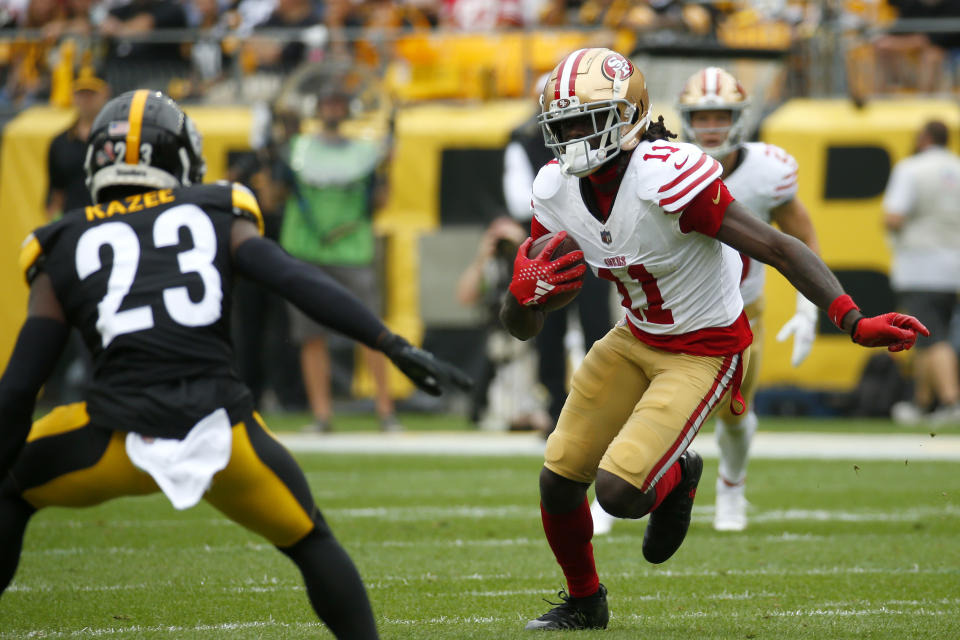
378, 333, 473, 396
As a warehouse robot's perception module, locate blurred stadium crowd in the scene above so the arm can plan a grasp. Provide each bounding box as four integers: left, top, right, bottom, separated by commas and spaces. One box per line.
2, 0, 960, 110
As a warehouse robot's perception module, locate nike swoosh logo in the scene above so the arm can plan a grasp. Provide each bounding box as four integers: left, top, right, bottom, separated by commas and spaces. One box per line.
711, 185, 722, 205
674, 157, 688, 170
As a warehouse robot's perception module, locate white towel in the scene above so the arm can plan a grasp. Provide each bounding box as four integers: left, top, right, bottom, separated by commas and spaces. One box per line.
126, 408, 232, 510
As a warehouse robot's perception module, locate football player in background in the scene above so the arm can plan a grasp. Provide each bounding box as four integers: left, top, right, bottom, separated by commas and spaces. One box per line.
590, 67, 821, 534
0, 90, 470, 639
501, 48, 927, 631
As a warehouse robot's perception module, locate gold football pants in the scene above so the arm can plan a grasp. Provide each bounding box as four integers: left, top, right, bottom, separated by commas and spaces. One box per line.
11, 403, 317, 547
544, 324, 749, 491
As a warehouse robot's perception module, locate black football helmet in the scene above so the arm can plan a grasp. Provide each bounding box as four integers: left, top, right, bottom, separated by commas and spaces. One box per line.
85, 90, 206, 202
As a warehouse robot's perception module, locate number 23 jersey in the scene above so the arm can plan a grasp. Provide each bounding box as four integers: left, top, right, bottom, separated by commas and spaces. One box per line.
20, 182, 264, 422
530, 139, 751, 356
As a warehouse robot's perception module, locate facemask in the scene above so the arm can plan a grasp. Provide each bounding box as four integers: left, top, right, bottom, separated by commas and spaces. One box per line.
561, 141, 608, 178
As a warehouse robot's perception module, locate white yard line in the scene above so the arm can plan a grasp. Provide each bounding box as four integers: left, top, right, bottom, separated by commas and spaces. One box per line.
11, 565, 959, 595
278, 430, 960, 460
7, 601, 960, 639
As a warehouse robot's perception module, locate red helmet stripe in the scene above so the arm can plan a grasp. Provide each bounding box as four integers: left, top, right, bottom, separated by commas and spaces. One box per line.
554, 56, 567, 100
566, 49, 588, 97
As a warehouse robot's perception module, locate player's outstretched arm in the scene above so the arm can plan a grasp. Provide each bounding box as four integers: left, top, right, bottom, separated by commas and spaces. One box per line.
0, 274, 69, 476
230, 220, 472, 396
716, 201, 929, 351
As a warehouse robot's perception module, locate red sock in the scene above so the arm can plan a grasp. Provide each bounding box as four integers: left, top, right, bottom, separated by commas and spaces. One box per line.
540, 498, 600, 598
649, 461, 683, 513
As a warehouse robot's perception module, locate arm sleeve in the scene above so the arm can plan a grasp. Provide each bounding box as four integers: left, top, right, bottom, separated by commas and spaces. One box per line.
233, 236, 388, 349
678, 178, 735, 237
503, 142, 536, 222
530, 216, 552, 240
0, 317, 69, 474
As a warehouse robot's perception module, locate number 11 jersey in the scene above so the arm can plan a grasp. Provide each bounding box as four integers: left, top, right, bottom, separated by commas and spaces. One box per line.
530, 139, 751, 356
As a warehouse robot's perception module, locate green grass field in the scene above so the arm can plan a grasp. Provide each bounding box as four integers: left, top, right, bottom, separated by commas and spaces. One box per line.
2, 417, 959, 639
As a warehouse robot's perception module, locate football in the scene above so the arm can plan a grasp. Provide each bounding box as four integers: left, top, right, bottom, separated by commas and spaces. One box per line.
526, 231, 585, 312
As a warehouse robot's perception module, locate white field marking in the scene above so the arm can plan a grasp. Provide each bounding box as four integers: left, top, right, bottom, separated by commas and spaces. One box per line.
279, 430, 960, 460
22, 543, 273, 557
26, 503, 959, 535
19, 501, 958, 558
31, 518, 233, 529
381, 615, 507, 626
363, 565, 960, 586
11, 605, 960, 639
334, 503, 959, 522
331, 505, 535, 519
6, 582, 306, 595
621, 606, 958, 623
3, 621, 324, 639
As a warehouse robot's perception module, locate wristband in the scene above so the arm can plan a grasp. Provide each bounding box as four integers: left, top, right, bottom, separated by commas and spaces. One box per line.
828, 294, 859, 329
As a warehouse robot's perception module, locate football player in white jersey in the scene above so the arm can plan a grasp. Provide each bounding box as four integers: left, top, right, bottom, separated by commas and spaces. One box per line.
589, 67, 821, 535
501, 48, 928, 631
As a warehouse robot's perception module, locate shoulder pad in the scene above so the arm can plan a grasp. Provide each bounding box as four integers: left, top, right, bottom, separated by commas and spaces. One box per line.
230, 182, 264, 235
19, 232, 44, 284
632, 141, 723, 212
754, 143, 798, 201
532, 160, 563, 201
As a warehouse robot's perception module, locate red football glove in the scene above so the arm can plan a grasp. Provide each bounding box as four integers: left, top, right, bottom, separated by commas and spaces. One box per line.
852, 313, 930, 352
508, 232, 586, 307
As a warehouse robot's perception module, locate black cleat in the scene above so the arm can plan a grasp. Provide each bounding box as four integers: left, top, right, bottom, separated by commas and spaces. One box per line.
525, 584, 609, 630
642, 449, 703, 564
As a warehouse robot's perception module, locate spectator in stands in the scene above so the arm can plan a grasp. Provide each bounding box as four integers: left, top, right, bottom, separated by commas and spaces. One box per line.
873, 0, 960, 92
457, 216, 552, 431
885, 120, 960, 425
46, 68, 109, 219
179, 0, 235, 98
0, 0, 60, 107
576, 0, 713, 36
502, 76, 613, 435
440, 0, 524, 28
251, 0, 322, 73
279, 87, 400, 433
43, 0, 96, 39
99, 0, 189, 93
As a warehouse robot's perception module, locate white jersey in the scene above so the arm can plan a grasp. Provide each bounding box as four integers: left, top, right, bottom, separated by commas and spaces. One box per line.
531, 140, 744, 343
723, 142, 799, 305
882, 146, 960, 292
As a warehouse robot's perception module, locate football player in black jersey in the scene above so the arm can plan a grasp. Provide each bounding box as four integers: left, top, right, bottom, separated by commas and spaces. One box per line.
0, 90, 471, 639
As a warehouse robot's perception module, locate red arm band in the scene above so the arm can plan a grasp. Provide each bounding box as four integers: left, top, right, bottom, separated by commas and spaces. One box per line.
530, 216, 550, 240
828, 294, 860, 329
678, 178, 734, 237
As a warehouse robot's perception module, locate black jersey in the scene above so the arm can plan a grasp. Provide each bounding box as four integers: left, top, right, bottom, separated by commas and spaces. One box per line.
20, 182, 265, 438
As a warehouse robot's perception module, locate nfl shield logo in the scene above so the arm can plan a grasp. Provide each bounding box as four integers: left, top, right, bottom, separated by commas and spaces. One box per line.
600, 230, 612, 244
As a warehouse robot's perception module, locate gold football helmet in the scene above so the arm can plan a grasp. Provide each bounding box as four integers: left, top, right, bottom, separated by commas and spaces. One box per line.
677, 67, 749, 160
538, 48, 650, 177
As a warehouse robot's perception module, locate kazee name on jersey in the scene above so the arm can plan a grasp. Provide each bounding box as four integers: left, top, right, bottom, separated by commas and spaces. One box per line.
85, 188, 177, 221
